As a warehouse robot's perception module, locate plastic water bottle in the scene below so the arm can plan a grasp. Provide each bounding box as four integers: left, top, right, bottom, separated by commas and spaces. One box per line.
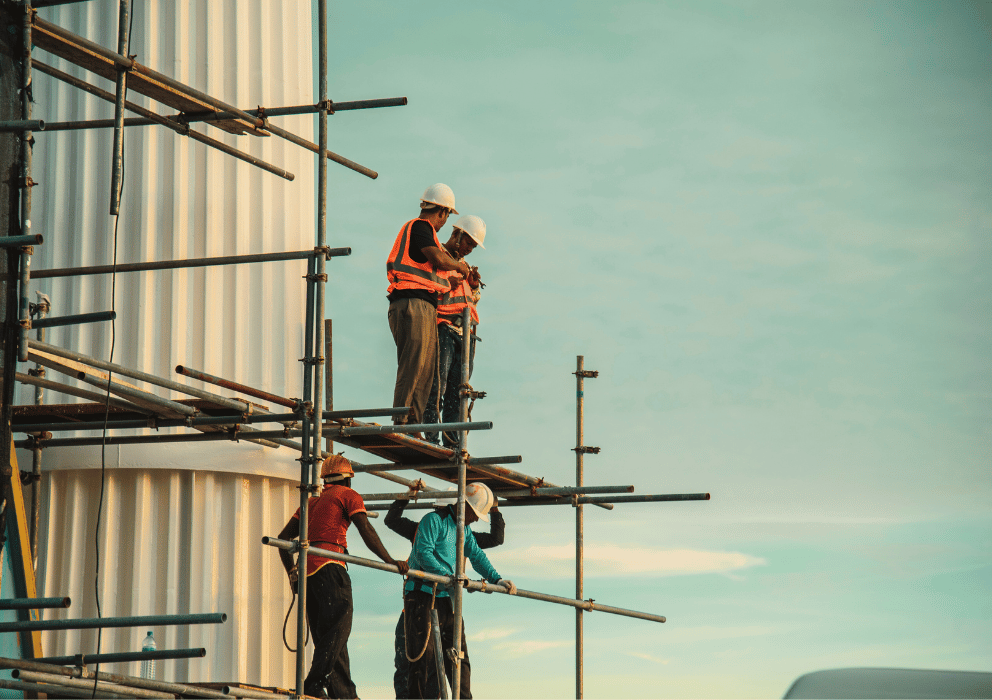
140, 631, 156, 680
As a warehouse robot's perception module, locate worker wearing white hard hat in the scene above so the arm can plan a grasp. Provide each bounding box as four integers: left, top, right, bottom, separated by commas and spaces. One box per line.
386, 184, 473, 434
385, 481, 507, 699
402, 482, 516, 698
424, 214, 487, 446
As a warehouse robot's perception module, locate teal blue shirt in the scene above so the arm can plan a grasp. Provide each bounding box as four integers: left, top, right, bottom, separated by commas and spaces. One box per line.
404, 509, 501, 597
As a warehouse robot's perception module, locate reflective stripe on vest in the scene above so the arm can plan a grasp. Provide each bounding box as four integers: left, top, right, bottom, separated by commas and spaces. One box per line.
386, 218, 449, 295
437, 275, 480, 326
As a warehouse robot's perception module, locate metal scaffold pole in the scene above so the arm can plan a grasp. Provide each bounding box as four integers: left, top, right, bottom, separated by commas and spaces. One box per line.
451, 306, 472, 698
574, 355, 599, 699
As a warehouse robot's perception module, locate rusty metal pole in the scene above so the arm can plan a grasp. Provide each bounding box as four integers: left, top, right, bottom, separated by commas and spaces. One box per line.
451, 307, 471, 698
325, 319, 332, 454
29, 296, 49, 572
108, 0, 131, 215
574, 356, 599, 699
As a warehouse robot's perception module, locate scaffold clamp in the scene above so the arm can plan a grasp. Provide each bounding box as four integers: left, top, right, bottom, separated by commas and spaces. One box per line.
573, 446, 601, 454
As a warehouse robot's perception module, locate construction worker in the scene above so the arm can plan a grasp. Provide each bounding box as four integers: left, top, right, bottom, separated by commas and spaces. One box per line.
385, 484, 505, 698
387, 184, 472, 435
402, 482, 516, 699
277, 455, 410, 699
424, 215, 486, 447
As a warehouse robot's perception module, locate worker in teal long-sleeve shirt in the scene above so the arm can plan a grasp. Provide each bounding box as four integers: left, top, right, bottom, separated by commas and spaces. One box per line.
402, 482, 516, 699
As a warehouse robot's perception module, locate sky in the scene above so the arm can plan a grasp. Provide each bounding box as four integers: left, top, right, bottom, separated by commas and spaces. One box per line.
303, 2, 990, 698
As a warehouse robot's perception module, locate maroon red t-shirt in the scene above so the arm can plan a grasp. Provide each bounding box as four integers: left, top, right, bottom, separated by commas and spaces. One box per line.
291, 484, 366, 575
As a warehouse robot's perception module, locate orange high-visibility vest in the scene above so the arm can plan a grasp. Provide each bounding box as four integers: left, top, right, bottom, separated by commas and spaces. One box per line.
386, 218, 449, 296
437, 274, 480, 327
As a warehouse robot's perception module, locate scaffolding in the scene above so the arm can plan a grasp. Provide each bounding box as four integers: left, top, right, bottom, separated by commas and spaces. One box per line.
0, 1, 710, 698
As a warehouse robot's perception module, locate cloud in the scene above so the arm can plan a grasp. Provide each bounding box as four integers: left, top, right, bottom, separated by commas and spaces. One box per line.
491, 544, 766, 580
467, 627, 519, 642
628, 652, 670, 665
492, 640, 572, 658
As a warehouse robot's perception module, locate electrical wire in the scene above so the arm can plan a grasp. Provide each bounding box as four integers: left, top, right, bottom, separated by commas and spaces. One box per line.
93, 4, 135, 695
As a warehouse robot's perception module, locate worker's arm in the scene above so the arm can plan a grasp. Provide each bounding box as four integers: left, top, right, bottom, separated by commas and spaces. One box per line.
474, 500, 504, 549
353, 512, 409, 575
423, 245, 471, 278
277, 516, 300, 576
464, 528, 501, 584
383, 499, 419, 542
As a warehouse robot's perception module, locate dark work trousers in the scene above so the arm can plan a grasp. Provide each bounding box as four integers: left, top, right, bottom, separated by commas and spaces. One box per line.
424, 324, 476, 446
304, 564, 357, 699
388, 298, 439, 426
404, 589, 471, 699
393, 610, 441, 699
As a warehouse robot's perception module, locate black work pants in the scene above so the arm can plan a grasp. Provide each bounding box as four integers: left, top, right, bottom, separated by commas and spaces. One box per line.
404, 589, 471, 699
304, 564, 357, 699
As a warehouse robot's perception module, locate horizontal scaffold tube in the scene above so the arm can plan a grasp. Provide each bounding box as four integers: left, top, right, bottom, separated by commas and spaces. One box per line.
14, 671, 172, 699
0, 596, 70, 610
15, 371, 146, 412
36, 647, 206, 666
12, 407, 413, 434
0, 657, 230, 699
32, 18, 376, 179
16, 421, 488, 449
350, 455, 522, 473
0, 612, 225, 634
365, 493, 711, 510
28, 339, 251, 413
31, 60, 294, 181
0, 233, 43, 247
177, 364, 298, 408
32, 247, 349, 280
262, 537, 665, 624
360, 485, 636, 502
31, 310, 115, 329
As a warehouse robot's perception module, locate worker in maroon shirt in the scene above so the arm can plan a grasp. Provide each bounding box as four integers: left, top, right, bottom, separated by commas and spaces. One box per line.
278, 455, 409, 699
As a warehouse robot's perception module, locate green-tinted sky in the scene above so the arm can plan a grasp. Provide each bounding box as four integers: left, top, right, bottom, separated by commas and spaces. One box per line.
311, 2, 991, 697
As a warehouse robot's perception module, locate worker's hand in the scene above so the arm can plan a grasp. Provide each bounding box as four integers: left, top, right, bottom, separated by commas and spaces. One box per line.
394, 559, 410, 576
403, 480, 426, 499
288, 566, 299, 595
490, 497, 499, 512
457, 260, 472, 278
467, 267, 482, 289
446, 272, 465, 290
497, 579, 517, 595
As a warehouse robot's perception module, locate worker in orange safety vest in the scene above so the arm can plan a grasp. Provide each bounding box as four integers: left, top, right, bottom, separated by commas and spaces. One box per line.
424, 214, 486, 447
386, 184, 472, 435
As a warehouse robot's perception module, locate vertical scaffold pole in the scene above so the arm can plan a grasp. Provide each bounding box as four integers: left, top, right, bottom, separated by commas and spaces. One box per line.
575, 355, 585, 699
451, 306, 471, 698
17, 1, 34, 363
109, 0, 131, 215
325, 319, 333, 454
295, 253, 317, 697
310, 0, 328, 553
30, 297, 49, 571
573, 355, 597, 698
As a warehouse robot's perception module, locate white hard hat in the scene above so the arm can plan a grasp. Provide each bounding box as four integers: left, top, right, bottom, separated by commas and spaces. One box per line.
435, 485, 457, 506
465, 482, 495, 523
420, 183, 458, 214
452, 214, 486, 249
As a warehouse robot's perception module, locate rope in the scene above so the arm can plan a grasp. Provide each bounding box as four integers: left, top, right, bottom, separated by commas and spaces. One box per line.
404, 583, 439, 663
282, 583, 311, 652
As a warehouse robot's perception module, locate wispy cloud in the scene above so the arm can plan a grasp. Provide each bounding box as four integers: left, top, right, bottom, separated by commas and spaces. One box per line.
491, 544, 766, 579
468, 627, 519, 642
628, 651, 670, 665
492, 640, 571, 658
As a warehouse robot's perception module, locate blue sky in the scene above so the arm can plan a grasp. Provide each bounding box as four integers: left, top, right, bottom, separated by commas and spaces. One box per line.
307, 1, 990, 697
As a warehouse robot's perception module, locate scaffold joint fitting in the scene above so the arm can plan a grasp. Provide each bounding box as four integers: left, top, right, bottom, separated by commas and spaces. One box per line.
574, 369, 599, 378
573, 446, 601, 454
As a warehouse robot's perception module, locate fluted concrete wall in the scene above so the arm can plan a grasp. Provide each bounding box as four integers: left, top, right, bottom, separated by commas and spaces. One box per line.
17, 0, 317, 687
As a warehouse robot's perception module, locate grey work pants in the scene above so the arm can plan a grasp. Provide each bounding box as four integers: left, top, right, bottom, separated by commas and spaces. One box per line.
388, 297, 438, 426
